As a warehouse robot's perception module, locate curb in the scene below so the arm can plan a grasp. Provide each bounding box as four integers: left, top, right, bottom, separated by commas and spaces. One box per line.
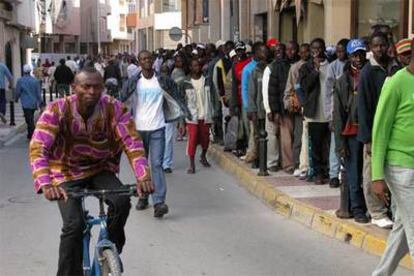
0, 122, 26, 148
208, 145, 414, 271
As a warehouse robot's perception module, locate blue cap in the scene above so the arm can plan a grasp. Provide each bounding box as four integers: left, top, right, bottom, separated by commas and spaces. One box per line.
347, 39, 366, 55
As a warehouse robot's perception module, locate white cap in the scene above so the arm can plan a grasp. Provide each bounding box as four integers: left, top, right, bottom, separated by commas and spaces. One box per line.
197, 43, 206, 49
229, 49, 237, 59
23, 64, 32, 73
215, 40, 225, 48
191, 49, 198, 55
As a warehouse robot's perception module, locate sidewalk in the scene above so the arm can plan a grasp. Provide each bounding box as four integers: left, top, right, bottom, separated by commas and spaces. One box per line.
208, 144, 414, 271
0, 103, 26, 147
0, 94, 53, 147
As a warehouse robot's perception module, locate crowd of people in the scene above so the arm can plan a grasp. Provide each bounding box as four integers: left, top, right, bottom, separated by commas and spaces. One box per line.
0, 22, 411, 275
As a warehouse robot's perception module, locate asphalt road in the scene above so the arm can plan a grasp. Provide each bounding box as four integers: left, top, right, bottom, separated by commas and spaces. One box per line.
0, 134, 411, 275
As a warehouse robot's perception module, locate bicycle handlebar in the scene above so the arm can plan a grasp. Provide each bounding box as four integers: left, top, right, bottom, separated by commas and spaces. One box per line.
66, 184, 137, 199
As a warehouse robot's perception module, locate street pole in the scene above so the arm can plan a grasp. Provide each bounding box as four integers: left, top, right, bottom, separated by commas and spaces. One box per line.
97, 0, 101, 55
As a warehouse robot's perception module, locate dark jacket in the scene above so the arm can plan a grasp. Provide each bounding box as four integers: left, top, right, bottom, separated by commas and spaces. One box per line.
299, 60, 323, 118
247, 61, 267, 119
333, 62, 359, 156
356, 57, 401, 143
54, 64, 74, 85
121, 72, 190, 123
268, 57, 293, 114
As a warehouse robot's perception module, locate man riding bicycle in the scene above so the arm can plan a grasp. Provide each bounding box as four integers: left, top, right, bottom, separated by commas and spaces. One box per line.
29, 66, 154, 276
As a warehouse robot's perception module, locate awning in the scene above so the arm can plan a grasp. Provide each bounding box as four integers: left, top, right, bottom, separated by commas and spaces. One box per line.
274, 0, 304, 26
273, 0, 291, 12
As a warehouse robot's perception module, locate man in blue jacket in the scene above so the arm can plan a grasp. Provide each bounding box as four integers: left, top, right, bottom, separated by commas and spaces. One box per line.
15, 64, 42, 140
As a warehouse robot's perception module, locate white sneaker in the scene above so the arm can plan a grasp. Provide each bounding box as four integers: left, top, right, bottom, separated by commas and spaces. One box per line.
293, 169, 301, 177
240, 155, 247, 161
371, 217, 393, 229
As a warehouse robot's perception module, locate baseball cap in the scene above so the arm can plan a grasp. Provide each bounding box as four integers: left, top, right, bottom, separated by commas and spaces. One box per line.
23, 64, 32, 73
266, 38, 279, 47
346, 39, 366, 55
197, 43, 206, 49
395, 38, 412, 55
215, 40, 225, 48
235, 41, 246, 51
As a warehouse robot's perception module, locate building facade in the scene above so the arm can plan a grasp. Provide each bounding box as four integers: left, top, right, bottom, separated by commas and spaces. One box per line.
0, 0, 36, 82
182, 0, 413, 46
34, 0, 81, 54
135, 0, 184, 52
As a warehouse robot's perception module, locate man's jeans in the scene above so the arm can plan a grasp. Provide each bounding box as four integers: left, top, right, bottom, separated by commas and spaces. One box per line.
363, 145, 389, 219
265, 115, 280, 168
293, 114, 303, 169
0, 88, 6, 115
373, 165, 414, 276
329, 131, 341, 179
23, 108, 36, 139
163, 123, 175, 169
344, 137, 366, 215
138, 127, 167, 205
57, 171, 131, 276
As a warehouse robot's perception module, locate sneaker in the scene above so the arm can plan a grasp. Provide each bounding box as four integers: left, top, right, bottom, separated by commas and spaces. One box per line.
135, 197, 149, 210
372, 217, 393, 229
299, 171, 307, 180
239, 155, 247, 161
329, 177, 340, 188
354, 213, 369, 224
293, 169, 301, 177
154, 203, 169, 218
164, 168, 173, 173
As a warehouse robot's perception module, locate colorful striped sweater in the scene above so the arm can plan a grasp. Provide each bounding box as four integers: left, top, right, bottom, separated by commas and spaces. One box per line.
29, 94, 150, 193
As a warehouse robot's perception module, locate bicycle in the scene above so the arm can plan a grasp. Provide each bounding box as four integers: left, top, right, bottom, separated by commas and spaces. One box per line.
66, 184, 137, 276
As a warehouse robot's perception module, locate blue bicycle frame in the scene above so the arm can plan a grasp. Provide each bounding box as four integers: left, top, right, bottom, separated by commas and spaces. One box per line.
81, 196, 120, 276
66, 185, 136, 276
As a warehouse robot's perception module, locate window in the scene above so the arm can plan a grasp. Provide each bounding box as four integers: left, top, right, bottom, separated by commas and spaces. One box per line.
356, 0, 405, 40
120, 14, 126, 32
162, 0, 180, 12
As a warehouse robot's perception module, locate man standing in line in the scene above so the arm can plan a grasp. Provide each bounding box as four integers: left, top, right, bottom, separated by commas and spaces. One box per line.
123, 50, 189, 218
241, 43, 260, 165
324, 39, 349, 188
357, 32, 401, 229
333, 39, 369, 223
371, 39, 414, 276
264, 42, 300, 174
230, 42, 251, 157
247, 43, 269, 165
0, 60, 13, 124
284, 43, 310, 178
299, 38, 331, 184
14, 65, 42, 140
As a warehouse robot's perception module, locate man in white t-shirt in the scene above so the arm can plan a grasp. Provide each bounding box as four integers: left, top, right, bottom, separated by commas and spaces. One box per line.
123, 50, 190, 218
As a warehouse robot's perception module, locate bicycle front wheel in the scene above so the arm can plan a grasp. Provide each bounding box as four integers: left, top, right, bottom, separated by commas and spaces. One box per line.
101, 248, 122, 276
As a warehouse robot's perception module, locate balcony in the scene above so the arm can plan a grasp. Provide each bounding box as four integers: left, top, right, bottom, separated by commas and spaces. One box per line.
126, 13, 137, 28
